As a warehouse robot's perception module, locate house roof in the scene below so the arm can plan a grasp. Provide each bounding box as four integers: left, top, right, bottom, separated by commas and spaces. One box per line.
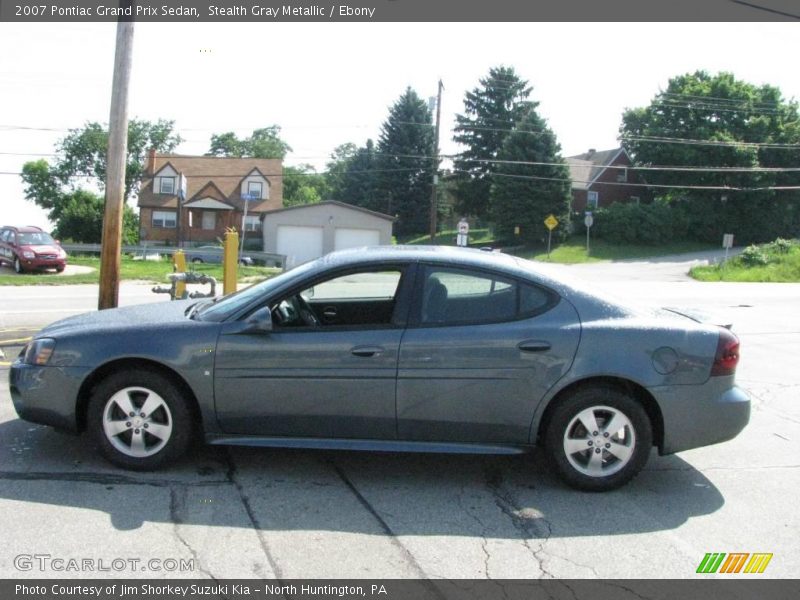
138, 154, 282, 212
261, 200, 396, 221
565, 147, 626, 190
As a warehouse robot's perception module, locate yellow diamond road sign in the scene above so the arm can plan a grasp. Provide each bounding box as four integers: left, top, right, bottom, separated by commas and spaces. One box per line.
544, 215, 559, 230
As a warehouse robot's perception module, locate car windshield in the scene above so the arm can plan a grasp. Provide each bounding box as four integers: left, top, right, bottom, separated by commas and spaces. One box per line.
18, 232, 55, 245
196, 259, 321, 321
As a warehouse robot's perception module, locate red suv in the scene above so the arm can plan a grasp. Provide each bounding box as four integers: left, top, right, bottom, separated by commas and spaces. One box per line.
0, 226, 68, 273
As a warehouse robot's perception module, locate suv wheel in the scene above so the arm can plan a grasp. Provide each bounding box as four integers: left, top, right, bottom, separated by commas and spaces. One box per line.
544, 386, 652, 491
13, 256, 23, 274
87, 369, 194, 470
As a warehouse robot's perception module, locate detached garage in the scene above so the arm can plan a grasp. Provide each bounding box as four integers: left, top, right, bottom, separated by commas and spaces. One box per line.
262, 201, 395, 268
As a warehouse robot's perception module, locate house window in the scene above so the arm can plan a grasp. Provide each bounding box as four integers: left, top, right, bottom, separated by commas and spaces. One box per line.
587, 191, 599, 209
617, 168, 628, 183
152, 210, 176, 228
202, 211, 216, 231
630, 196, 640, 205
244, 215, 260, 232
247, 181, 263, 199
159, 177, 175, 195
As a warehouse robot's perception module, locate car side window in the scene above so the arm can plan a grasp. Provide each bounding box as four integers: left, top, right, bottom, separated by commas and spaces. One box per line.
271, 268, 404, 329
420, 267, 518, 326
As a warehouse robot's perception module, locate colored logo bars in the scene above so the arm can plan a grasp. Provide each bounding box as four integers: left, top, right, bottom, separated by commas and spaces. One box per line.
697, 553, 773, 574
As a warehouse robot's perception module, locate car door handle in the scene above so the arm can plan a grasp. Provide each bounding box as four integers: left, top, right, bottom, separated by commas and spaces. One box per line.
322, 307, 338, 318
518, 340, 551, 353
351, 345, 384, 358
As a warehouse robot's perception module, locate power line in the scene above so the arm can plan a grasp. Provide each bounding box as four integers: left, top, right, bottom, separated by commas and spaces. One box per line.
454, 168, 800, 192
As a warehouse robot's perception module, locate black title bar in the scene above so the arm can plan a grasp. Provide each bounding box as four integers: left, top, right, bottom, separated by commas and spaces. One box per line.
2, 0, 800, 22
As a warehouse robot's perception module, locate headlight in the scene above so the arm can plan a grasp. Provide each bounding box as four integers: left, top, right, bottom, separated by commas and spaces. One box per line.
23, 338, 56, 366
22, 251, 35, 259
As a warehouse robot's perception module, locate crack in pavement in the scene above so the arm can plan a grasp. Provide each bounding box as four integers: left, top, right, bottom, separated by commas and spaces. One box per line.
0, 471, 231, 486
325, 458, 434, 580
169, 487, 226, 591
484, 468, 553, 580
455, 483, 493, 580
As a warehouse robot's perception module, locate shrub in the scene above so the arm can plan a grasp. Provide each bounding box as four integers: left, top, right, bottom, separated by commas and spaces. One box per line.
589, 201, 689, 245
767, 238, 795, 254
739, 245, 770, 266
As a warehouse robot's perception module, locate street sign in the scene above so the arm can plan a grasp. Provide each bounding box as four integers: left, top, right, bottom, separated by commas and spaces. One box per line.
457, 219, 469, 235
544, 215, 559, 230
456, 233, 468, 247
722, 233, 734, 249
584, 212, 594, 228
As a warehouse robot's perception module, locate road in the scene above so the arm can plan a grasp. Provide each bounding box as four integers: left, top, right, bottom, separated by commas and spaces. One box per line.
1, 253, 798, 579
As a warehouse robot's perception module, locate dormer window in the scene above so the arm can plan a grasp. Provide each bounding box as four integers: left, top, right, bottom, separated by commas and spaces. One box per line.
160, 177, 175, 195
247, 181, 263, 199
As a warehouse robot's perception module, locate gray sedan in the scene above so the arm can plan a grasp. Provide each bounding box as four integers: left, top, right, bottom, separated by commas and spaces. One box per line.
9, 246, 749, 491
183, 245, 254, 265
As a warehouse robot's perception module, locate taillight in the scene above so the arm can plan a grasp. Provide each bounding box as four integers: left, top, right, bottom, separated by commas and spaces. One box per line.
711, 328, 740, 377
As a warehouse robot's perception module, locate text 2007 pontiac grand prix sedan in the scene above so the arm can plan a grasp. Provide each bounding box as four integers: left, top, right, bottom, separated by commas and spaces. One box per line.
9, 246, 749, 491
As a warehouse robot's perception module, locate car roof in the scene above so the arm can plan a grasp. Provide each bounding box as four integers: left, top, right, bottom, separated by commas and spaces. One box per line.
3, 225, 45, 233
315, 245, 556, 283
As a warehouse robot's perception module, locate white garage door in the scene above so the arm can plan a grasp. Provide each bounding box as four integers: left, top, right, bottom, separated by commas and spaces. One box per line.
276, 225, 324, 267
334, 228, 381, 251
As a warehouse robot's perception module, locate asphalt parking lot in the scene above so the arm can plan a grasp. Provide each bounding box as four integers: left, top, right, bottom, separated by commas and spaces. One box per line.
1, 252, 798, 580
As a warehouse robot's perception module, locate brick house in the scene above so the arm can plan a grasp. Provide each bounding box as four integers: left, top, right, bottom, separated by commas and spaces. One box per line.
565, 147, 650, 212
137, 150, 283, 246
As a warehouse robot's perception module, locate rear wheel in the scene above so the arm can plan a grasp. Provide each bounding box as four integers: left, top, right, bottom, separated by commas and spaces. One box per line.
14, 256, 23, 274
544, 386, 652, 491
87, 369, 194, 470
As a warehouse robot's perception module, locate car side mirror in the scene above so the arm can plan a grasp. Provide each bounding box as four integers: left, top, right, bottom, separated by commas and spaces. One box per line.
245, 306, 273, 333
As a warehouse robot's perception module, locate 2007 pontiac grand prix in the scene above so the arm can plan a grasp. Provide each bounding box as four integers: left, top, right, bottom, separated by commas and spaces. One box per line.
9, 246, 749, 491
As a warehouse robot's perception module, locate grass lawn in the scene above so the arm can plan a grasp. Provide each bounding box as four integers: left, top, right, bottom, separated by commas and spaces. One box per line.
511, 237, 716, 264
691, 241, 800, 282
0, 255, 280, 286
401, 228, 495, 246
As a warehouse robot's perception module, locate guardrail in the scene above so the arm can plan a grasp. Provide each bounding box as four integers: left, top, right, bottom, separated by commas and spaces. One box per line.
60, 243, 286, 268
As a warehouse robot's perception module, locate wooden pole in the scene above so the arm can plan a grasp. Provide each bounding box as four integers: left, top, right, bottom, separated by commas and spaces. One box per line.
429, 79, 443, 242
98, 15, 134, 310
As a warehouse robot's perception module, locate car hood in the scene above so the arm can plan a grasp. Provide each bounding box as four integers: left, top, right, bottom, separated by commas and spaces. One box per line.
37, 299, 196, 338
25, 244, 62, 254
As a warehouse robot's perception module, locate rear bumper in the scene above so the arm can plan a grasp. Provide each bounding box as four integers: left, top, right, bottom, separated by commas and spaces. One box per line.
650, 378, 750, 455
9, 362, 89, 432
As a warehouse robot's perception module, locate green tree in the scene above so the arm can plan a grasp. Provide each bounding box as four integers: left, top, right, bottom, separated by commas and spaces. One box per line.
325, 143, 358, 194
452, 66, 533, 219
327, 140, 385, 213
56, 119, 182, 200
620, 71, 800, 243
207, 126, 292, 159
283, 164, 329, 206
20, 119, 180, 242
490, 107, 571, 244
377, 87, 434, 236
51, 189, 139, 244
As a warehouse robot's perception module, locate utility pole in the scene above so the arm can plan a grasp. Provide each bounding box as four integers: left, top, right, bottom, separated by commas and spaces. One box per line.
98, 13, 134, 310
429, 79, 443, 242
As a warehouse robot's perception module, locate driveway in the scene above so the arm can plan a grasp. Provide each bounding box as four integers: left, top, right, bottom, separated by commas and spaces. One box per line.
0, 249, 798, 579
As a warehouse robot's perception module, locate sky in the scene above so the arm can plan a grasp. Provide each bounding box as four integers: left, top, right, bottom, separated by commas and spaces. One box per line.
1, 22, 799, 230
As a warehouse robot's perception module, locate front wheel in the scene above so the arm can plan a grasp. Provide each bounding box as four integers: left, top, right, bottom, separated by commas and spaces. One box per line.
544, 386, 652, 491
14, 256, 23, 274
87, 369, 194, 470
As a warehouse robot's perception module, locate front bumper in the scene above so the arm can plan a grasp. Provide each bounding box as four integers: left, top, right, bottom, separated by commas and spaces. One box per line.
651, 377, 750, 455
9, 362, 90, 432
21, 256, 66, 271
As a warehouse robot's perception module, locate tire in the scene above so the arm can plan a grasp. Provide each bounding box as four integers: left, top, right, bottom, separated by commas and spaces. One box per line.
544, 385, 652, 492
87, 369, 194, 471
56, 265, 65, 273
14, 256, 23, 274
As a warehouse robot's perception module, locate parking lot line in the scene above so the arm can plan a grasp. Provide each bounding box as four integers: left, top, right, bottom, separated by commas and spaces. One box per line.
0, 337, 31, 346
